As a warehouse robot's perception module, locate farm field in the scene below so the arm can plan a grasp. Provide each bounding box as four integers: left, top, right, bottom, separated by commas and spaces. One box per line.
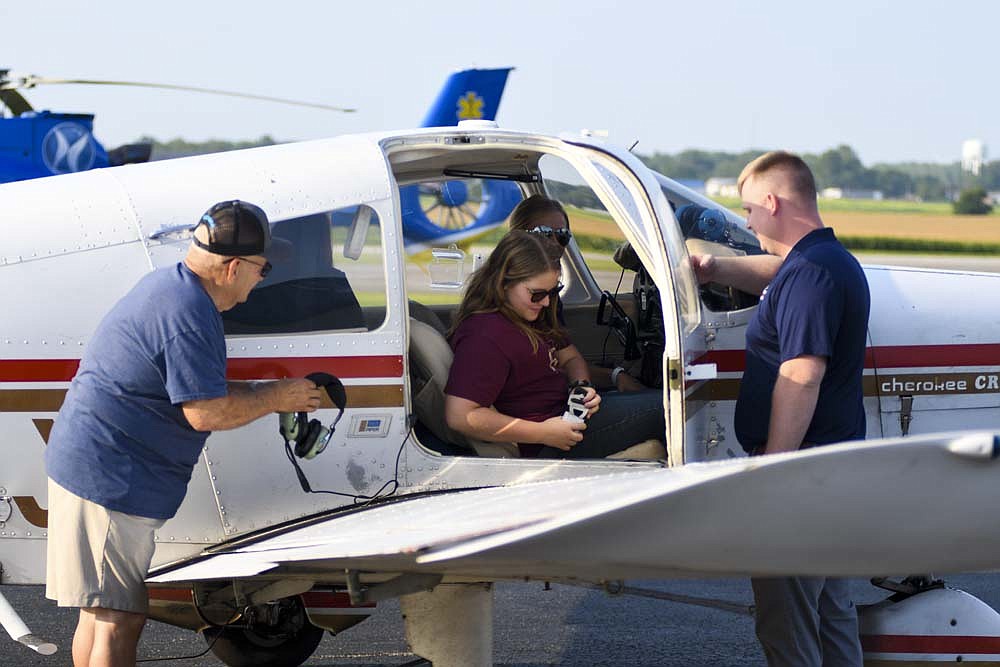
817, 210, 1000, 243
561, 200, 1000, 245
710, 196, 1000, 244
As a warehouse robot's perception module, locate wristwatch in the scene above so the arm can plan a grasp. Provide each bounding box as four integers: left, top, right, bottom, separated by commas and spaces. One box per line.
610, 367, 625, 385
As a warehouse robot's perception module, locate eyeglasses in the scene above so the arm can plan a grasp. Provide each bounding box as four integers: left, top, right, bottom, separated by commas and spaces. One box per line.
527, 225, 571, 247
528, 283, 564, 303
226, 256, 272, 278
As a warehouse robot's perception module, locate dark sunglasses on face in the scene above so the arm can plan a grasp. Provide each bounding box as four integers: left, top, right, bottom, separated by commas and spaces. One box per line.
227, 256, 272, 278
528, 283, 564, 303
527, 225, 571, 247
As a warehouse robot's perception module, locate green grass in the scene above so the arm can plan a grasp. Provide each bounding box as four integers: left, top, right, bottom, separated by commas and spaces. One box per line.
839, 236, 1000, 255
354, 291, 462, 307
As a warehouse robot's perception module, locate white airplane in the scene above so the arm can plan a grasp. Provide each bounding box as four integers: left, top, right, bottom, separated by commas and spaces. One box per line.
1, 121, 1000, 666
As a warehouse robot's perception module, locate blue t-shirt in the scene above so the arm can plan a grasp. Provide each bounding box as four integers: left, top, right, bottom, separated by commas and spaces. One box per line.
735, 228, 870, 454
46, 263, 228, 519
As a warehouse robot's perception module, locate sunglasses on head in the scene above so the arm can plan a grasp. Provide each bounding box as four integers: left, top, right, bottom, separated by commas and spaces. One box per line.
527, 225, 571, 247
528, 283, 564, 303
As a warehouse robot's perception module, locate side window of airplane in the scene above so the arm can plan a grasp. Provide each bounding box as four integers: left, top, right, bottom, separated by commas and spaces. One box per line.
222, 206, 387, 335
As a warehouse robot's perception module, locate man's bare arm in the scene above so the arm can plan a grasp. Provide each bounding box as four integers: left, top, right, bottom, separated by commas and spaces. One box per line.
690, 254, 783, 295
763, 355, 827, 455
182, 379, 322, 432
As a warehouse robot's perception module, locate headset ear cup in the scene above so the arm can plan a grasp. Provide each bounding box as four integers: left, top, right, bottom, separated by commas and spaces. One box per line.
294, 419, 320, 458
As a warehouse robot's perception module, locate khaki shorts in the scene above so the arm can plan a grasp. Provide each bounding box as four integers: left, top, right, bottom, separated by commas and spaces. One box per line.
45, 479, 165, 614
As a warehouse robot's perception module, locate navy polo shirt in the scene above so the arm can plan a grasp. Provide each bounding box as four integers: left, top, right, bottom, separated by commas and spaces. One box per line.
735, 228, 870, 454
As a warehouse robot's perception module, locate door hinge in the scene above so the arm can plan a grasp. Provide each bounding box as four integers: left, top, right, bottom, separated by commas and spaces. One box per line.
899, 395, 913, 436
667, 358, 682, 390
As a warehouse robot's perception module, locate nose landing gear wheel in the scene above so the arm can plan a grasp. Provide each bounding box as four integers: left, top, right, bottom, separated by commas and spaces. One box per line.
202, 596, 324, 667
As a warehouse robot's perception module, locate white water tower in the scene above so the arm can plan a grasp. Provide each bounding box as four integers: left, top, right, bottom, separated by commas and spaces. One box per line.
962, 139, 986, 176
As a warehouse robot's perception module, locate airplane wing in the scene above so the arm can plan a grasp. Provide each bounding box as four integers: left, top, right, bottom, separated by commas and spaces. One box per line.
149, 432, 1000, 585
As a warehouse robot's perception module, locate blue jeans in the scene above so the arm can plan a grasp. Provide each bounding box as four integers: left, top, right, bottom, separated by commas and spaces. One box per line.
537, 389, 664, 459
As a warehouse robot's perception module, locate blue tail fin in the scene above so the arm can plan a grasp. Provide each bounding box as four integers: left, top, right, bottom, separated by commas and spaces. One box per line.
420, 68, 513, 127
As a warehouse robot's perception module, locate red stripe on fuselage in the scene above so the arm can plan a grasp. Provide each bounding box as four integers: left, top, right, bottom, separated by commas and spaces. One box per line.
861, 633, 1000, 654
227, 356, 403, 379
0, 356, 404, 382
699, 343, 1000, 373
2, 343, 997, 383
0, 359, 81, 382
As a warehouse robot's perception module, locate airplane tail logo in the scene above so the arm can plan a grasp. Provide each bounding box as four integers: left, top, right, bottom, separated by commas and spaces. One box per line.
457, 92, 486, 120
421, 68, 512, 128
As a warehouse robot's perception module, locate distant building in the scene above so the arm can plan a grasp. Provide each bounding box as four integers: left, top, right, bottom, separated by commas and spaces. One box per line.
962, 139, 986, 176
705, 177, 738, 198
820, 187, 884, 201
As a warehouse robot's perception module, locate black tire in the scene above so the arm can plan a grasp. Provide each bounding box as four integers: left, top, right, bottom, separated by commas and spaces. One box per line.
203, 599, 324, 667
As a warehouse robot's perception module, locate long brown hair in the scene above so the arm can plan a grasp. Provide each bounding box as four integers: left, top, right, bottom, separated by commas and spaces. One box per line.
450, 231, 565, 352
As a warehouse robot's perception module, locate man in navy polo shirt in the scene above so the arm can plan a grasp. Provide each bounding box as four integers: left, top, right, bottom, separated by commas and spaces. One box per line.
45, 200, 323, 667
691, 152, 869, 667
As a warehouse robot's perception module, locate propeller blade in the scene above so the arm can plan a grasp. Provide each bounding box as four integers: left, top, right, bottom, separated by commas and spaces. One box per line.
1, 74, 356, 113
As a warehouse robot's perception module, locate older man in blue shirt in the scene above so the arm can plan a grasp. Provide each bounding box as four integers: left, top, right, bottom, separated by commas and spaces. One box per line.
45, 200, 322, 667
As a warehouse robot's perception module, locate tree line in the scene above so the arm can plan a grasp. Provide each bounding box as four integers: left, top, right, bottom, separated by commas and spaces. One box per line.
143, 136, 995, 204
638, 145, 1000, 202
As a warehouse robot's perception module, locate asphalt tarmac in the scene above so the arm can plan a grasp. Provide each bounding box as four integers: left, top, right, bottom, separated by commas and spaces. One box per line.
4, 574, 1000, 666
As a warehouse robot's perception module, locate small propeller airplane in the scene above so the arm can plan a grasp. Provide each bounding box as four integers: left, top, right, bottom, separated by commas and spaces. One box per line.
0, 67, 519, 252
1, 103, 1000, 665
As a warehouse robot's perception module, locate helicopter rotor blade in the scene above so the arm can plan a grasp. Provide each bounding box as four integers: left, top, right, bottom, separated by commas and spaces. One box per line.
0, 74, 356, 113
0, 89, 32, 115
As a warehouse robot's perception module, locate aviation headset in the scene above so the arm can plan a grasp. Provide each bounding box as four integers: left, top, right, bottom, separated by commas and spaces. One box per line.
279, 372, 347, 493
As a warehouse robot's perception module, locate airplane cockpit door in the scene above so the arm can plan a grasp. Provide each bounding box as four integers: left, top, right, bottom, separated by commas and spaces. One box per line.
561, 139, 700, 466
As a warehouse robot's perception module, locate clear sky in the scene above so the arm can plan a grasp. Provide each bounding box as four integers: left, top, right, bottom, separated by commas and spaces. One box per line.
3, 0, 995, 165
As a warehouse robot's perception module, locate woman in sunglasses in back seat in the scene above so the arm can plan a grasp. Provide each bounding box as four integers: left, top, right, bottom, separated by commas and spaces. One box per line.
509, 195, 645, 393
443, 230, 665, 459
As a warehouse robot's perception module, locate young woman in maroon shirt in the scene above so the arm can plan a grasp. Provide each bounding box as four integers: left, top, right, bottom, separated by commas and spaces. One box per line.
444, 230, 664, 458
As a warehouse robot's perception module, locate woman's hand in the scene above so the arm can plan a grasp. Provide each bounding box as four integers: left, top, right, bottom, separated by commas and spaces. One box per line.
538, 416, 586, 450
616, 372, 645, 392
581, 386, 601, 417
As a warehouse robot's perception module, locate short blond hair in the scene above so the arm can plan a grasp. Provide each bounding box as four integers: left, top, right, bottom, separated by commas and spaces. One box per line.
738, 151, 817, 203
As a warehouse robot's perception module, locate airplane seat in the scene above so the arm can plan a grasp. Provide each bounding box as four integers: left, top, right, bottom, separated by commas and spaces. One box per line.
408, 300, 448, 336
408, 317, 519, 458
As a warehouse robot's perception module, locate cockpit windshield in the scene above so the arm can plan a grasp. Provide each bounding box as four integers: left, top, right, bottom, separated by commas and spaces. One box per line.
654, 173, 763, 312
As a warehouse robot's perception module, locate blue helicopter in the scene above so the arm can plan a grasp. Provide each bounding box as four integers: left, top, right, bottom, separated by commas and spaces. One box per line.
0, 67, 521, 250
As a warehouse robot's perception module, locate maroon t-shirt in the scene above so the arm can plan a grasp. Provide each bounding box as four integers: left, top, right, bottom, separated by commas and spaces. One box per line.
446, 312, 568, 426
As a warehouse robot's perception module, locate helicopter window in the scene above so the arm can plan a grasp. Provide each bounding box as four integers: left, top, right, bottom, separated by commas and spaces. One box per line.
222, 206, 386, 335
